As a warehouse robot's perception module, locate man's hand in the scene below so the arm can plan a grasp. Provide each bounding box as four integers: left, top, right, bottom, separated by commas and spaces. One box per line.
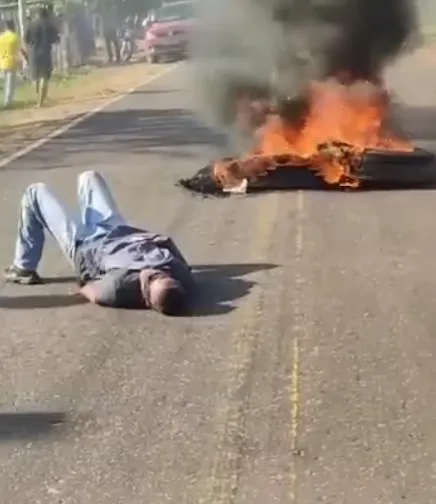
80, 283, 98, 303
78, 274, 122, 308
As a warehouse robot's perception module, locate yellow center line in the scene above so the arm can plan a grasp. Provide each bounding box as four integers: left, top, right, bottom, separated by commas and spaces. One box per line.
289, 190, 304, 503
199, 191, 280, 504
290, 337, 301, 452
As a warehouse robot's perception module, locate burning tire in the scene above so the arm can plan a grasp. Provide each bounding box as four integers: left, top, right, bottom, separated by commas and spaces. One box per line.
178, 148, 436, 196
248, 148, 436, 189
353, 148, 436, 184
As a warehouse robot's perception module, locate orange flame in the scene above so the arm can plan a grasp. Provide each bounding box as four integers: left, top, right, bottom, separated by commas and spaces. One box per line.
213, 79, 413, 189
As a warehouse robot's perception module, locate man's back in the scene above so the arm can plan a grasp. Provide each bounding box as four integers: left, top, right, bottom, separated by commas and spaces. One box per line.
0, 29, 19, 70
25, 18, 58, 62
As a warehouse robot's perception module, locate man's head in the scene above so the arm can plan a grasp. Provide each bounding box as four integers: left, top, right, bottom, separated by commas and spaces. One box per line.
5, 20, 15, 31
140, 269, 189, 316
38, 6, 49, 19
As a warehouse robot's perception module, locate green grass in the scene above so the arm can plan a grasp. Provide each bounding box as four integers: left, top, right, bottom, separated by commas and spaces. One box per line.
0, 66, 93, 110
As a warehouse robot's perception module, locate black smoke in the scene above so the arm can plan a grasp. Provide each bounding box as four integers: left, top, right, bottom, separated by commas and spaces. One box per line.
189, 0, 417, 150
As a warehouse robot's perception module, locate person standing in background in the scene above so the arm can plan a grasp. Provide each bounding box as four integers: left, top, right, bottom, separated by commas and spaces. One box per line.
0, 20, 20, 108
101, 6, 120, 63
24, 6, 59, 107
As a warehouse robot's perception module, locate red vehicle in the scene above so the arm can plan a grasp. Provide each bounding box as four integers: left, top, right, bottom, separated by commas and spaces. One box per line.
144, 1, 196, 63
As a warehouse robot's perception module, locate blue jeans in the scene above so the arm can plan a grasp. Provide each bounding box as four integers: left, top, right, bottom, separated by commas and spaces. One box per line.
12, 171, 126, 271
3, 69, 16, 107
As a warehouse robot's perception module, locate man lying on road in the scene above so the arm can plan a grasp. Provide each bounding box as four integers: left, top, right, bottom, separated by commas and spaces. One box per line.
4, 171, 194, 315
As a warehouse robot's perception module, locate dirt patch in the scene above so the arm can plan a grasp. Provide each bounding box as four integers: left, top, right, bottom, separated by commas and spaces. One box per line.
0, 55, 173, 159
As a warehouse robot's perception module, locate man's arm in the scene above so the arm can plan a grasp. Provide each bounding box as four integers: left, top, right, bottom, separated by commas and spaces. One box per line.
24, 24, 33, 46
80, 270, 144, 309
158, 236, 190, 269
14, 34, 27, 62
80, 271, 119, 306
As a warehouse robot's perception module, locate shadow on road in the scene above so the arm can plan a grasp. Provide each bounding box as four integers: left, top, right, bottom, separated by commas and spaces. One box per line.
0, 265, 276, 313
1, 107, 226, 171
42, 276, 77, 284
0, 412, 67, 440
64, 107, 224, 151
192, 262, 277, 316
0, 293, 87, 309
0, 116, 81, 167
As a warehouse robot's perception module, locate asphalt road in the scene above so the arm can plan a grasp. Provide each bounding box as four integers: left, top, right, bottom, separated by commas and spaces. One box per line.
1, 53, 436, 503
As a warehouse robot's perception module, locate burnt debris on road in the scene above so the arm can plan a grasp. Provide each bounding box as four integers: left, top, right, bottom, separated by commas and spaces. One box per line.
178, 147, 436, 196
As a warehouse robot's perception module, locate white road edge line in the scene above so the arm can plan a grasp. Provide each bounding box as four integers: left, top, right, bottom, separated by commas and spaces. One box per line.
0, 62, 181, 170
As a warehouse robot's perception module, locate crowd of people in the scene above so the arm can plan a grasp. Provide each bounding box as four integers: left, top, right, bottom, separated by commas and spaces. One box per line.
97, 13, 144, 64
0, 3, 143, 109
0, 5, 59, 108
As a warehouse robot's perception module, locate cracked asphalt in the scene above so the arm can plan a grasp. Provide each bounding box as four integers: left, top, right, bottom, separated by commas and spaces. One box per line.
1, 52, 436, 503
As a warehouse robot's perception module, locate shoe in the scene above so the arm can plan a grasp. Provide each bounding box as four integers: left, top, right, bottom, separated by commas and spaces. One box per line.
4, 265, 42, 285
